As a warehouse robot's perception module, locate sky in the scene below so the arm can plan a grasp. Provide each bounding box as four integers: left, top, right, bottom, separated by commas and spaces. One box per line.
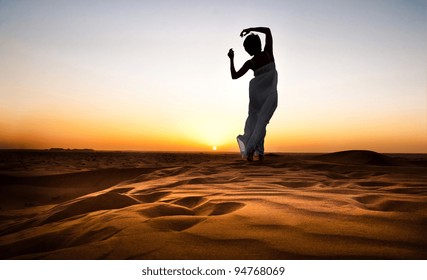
0, 0, 426, 153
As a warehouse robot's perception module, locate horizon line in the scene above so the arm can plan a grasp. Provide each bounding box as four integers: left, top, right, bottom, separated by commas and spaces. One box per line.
0, 148, 426, 155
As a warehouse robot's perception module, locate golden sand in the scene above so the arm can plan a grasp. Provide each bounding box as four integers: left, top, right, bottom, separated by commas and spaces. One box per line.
0, 150, 426, 259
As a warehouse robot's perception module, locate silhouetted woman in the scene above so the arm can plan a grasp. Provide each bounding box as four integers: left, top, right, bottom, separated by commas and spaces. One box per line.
228, 27, 278, 161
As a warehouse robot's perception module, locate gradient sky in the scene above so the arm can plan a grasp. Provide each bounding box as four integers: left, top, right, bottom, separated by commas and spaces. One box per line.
1, 0, 426, 153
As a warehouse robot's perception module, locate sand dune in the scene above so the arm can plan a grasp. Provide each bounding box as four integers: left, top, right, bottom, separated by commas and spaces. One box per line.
315, 150, 408, 166
0, 168, 156, 210
0, 150, 426, 259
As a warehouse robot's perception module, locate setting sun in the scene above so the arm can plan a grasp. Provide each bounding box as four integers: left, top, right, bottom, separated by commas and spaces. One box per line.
212, 146, 217, 151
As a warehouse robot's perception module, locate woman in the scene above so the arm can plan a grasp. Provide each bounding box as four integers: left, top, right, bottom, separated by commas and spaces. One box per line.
228, 27, 278, 161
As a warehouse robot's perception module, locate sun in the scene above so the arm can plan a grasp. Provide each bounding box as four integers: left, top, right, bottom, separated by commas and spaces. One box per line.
212, 146, 217, 151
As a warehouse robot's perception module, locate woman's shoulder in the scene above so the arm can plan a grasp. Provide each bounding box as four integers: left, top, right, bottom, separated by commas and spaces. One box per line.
243, 59, 256, 71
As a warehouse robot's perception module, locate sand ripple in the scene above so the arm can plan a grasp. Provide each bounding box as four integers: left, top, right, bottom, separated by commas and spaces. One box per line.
0, 150, 426, 259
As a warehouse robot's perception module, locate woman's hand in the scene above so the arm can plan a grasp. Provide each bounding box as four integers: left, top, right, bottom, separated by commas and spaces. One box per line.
240, 28, 251, 37
228, 48, 234, 59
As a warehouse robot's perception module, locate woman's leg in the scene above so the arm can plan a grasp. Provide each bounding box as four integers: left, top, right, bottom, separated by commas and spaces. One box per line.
238, 103, 258, 157
256, 138, 265, 156
245, 93, 277, 156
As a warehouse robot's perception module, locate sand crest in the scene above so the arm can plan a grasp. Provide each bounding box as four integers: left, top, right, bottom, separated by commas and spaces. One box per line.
0, 150, 426, 259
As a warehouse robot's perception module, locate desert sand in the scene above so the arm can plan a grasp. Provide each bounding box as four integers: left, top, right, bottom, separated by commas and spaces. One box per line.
0, 149, 426, 259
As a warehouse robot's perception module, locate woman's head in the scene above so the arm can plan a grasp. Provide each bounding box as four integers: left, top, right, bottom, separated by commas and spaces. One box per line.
243, 33, 262, 56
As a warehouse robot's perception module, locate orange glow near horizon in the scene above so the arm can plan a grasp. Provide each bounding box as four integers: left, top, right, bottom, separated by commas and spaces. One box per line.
1, 109, 425, 153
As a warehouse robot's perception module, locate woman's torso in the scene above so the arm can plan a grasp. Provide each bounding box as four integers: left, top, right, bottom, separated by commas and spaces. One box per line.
250, 51, 274, 71
249, 52, 278, 106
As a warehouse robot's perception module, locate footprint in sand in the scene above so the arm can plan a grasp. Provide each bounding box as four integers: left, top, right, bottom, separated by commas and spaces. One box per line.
172, 196, 208, 208
136, 194, 246, 231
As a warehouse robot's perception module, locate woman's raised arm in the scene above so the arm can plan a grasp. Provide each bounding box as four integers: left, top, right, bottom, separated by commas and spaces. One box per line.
240, 27, 273, 56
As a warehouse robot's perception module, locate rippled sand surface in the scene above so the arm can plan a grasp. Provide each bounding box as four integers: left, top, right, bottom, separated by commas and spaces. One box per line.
1, 150, 426, 259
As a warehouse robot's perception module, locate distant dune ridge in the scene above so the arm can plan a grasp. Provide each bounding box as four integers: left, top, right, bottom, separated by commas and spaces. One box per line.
0, 150, 426, 259
315, 150, 405, 166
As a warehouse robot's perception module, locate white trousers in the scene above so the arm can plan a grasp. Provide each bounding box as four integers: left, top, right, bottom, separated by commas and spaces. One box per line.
238, 91, 277, 156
